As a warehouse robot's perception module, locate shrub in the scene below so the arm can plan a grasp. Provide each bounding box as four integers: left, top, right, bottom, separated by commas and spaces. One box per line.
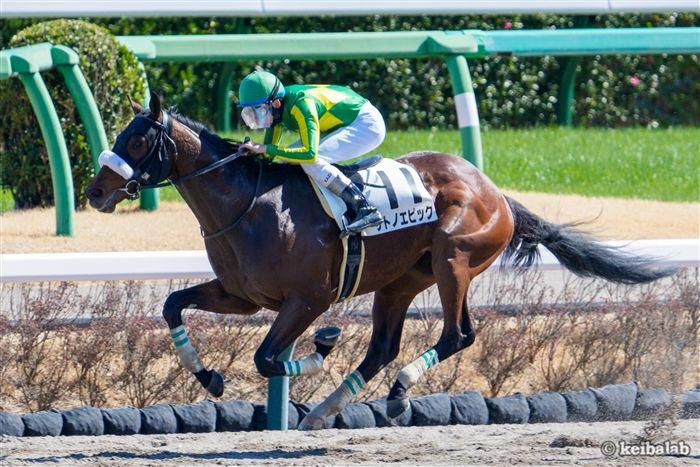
0, 19, 145, 209
76, 13, 699, 130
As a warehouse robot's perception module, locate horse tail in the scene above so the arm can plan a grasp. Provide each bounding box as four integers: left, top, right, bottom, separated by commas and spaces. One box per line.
501, 196, 676, 284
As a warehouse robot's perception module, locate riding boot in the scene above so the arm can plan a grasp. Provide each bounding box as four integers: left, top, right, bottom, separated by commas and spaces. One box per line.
327, 177, 384, 233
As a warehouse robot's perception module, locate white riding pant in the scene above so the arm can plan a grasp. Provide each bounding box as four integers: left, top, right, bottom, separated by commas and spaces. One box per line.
289, 102, 386, 188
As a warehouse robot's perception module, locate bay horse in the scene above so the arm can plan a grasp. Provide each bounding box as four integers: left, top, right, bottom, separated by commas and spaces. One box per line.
85, 93, 673, 430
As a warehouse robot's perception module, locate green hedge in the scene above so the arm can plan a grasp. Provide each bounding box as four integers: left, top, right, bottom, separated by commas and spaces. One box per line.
1, 14, 698, 135
0, 19, 145, 209
90, 14, 698, 130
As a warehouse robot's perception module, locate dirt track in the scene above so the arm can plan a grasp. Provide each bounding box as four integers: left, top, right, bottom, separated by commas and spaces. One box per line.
1, 190, 698, 253
1, 420, 698, 466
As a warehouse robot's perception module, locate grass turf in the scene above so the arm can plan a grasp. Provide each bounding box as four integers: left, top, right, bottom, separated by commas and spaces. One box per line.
2, 127, 697, 210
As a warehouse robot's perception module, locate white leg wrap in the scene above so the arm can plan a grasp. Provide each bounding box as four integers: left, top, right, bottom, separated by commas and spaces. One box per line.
170, 325, 204, 373
283, 352, 324, 376
397, 348, 439, 389
314, 370, 365, 417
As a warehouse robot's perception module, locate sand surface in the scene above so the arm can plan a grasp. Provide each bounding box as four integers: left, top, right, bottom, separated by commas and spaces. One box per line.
1, 420, 698, 466
1, 191, 698, 253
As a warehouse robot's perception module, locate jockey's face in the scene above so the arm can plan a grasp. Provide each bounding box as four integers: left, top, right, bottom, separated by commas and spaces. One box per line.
241, 103, 273, 130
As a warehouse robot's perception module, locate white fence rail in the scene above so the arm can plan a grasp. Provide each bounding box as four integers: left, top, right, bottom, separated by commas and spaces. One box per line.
2, 1, 698, 17
1, 239, 697, 283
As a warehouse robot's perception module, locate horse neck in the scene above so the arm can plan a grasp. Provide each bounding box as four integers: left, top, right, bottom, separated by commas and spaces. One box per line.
170, 121, 256, 236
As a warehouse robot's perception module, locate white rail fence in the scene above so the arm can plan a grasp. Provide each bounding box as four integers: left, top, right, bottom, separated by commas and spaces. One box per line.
1, 239, 697, 283
3, 1, 698, 17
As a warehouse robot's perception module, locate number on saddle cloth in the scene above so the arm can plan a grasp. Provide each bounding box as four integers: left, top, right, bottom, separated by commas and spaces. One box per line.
310, 157, 438, 237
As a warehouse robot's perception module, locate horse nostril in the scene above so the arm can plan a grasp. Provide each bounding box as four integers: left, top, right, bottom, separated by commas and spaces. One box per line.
87, 187, 104, 199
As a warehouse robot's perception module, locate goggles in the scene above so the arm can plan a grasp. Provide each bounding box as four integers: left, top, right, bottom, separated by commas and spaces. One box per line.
241, 103, 273, 130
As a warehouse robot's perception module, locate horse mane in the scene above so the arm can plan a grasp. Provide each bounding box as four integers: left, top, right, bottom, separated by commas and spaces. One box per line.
168, 108, 241, 158
168, 108, 207, 134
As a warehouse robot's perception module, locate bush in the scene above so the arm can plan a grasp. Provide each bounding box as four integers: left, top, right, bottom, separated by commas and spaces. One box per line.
84, 14, 699, 130
0, 270, 697, 413
0, 19, 145, 209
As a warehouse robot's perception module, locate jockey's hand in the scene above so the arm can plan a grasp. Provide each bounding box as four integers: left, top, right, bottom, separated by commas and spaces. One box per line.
240, 141, 267, 155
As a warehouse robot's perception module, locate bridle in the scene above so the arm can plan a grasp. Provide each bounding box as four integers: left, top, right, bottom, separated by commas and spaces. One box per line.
98, 110, 262, 240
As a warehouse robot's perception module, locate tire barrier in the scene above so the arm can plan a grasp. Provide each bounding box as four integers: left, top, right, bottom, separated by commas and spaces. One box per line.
450, 390, 489, 425
1, 383, 698, 437
526, 392, 568, 423
364, 397, 413, 428
410, 393, 452, 427
590, 382, 638, 421
139, 404, 178, 435
102, 407, 141, 435
485, 393, 530, 424
562, 389, 598, 422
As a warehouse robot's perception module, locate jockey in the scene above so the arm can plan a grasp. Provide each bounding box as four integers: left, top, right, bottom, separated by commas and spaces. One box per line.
238, 70, 385, 234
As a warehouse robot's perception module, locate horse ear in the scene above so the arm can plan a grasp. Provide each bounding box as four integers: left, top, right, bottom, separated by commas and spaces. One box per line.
129, 96, 144, 115
149, 91, 162, 120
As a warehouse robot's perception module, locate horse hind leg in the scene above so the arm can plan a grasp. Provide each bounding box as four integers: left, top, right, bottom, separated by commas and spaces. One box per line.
163, 279, 259, 397
299, 274, 429, 430
386, 197, 511, 418
385, 256, 476, 418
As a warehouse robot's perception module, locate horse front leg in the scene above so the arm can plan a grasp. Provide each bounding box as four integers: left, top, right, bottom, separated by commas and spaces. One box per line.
162, 279, 259, 397
253, 296, 336, 379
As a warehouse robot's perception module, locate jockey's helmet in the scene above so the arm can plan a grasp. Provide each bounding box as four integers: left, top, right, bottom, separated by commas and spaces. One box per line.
238, 70, 285, 108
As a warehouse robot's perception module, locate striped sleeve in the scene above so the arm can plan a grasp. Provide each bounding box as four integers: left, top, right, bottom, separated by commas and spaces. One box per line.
266, 98, 319, 163
263, 124, 282, 146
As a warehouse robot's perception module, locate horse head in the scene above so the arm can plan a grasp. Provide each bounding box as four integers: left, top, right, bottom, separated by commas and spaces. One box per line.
86, 92, 178, 212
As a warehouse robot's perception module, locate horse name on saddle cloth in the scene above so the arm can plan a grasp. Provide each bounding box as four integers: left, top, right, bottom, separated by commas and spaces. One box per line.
313, 158, 438, 236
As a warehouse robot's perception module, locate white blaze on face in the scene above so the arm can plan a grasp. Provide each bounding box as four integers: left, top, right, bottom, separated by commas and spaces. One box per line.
98, 150, 134, 180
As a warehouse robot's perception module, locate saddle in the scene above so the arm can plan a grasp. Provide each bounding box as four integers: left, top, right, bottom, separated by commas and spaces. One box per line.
334, 155, 383, 174
307, 155, 438, 303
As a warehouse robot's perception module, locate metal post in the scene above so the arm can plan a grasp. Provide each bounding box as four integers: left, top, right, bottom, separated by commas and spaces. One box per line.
216, 62, 236, 133
136, 61, 159, 211
446, 55, 483, 170
557, 57, 582, 127
266, 341, 296, 430
52, 46, 109, 173
215, 19, 250, 133
557, 16, 590, 127
17, 72, 75, 236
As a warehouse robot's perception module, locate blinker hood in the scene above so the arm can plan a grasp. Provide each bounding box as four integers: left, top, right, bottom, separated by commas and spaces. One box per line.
100, 111, 175, 185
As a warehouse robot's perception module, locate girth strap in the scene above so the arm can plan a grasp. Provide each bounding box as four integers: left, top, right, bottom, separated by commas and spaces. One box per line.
336, 233, 365, 303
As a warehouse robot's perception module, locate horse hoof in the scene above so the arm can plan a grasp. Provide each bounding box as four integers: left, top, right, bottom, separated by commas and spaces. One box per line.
386, 397, 410, 419
298, 414, 325, 431
314, 326, 342, 347
206, 370, 225, 397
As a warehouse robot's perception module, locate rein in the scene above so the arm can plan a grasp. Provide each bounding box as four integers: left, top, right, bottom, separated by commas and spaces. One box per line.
200, 159, 263, 241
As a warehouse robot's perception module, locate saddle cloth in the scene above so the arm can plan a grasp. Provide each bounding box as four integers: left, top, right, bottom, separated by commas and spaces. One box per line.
310, 157, 438, 237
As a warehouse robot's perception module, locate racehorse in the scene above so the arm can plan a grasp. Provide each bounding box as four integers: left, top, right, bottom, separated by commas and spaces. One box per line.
85, 93, 674, 430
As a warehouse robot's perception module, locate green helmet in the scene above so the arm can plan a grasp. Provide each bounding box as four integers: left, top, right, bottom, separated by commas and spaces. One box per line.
238, 70, 285, 107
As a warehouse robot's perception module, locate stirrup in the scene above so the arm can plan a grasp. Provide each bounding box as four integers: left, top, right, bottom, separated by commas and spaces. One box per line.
346, 211, 384, 234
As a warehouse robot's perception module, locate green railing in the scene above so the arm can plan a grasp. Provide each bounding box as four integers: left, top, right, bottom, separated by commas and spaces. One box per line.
0, 42, 158, 236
